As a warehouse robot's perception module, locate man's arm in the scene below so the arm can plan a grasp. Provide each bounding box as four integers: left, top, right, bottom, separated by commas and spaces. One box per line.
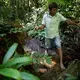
65, 19, 78, 26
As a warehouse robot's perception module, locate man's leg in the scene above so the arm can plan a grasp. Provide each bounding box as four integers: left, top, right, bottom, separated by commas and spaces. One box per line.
45, 49, 48, 55
54, 37, 65, 69
56, 47, 65, 69
45, 38, 51, 55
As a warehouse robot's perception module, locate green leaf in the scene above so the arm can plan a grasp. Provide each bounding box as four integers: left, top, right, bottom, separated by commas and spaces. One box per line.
0, 68, 21, 79
46, 56, 52, 64
20, 72, 40, 80
65, 73, 77, 80
3, 43, 18, 64
3, 57, 32, 67
65, 77, 77, 80
65, 73, 72, 77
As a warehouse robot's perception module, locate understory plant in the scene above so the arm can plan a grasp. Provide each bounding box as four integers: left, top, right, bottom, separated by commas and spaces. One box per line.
0, 43, 40, 80
65, 73, 77, 80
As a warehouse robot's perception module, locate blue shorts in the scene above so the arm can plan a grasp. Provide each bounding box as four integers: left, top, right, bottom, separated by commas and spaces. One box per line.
45, 37, 61, 49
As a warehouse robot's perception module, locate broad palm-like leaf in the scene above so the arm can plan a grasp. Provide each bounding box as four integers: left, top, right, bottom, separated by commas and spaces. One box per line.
0, 68, 21, 79
3, 43, 18, 64
2, 57, 32, 67
20, 72, 40, 80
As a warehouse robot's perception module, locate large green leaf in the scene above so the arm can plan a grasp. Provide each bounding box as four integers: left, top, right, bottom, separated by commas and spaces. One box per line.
3, 43, 18, 64
65, 73, 77, 80
3, 57, 32, 67
0, 68, 21, 79
20, 72, 40, 80
65, 77, 77, 80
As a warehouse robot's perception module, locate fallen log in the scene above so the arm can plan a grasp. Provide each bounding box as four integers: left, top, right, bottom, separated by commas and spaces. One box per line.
40, 59, 80, 80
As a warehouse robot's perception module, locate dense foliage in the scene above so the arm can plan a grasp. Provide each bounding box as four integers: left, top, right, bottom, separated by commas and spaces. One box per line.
0, 0, 80, 79
0, 43, 40, 80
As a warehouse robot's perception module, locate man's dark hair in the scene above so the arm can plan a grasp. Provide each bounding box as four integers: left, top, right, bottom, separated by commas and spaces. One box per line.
49, 2, 58, 10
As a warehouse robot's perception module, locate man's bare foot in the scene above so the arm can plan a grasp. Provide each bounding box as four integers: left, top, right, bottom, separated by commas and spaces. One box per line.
60, 64, 66, 70
38, 68, 47, 73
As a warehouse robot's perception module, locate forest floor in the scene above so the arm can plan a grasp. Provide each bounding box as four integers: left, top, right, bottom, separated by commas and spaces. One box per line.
23, 37, 80, 80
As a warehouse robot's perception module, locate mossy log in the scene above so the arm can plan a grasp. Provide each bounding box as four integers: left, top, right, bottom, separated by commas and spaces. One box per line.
40, 59, 80, 80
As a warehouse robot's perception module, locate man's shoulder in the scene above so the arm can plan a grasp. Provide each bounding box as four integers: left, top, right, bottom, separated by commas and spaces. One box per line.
43, 12, 49, 17
56, 12, 67, 21
56, 12, 62, 16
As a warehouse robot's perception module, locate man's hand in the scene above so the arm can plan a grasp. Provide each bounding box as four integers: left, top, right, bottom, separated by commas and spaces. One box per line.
35, 25, 45, 30
77, 23, 80, 26
35, 26, 39, 30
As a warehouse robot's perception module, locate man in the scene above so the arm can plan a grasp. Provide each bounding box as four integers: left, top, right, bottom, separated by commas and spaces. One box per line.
35, 2, 79, 69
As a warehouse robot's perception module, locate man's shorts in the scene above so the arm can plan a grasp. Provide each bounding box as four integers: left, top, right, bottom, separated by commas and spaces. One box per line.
45, 36, 61, 49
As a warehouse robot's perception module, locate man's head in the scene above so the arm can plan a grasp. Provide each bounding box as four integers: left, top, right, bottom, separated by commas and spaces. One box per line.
49, 2, 58, 16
